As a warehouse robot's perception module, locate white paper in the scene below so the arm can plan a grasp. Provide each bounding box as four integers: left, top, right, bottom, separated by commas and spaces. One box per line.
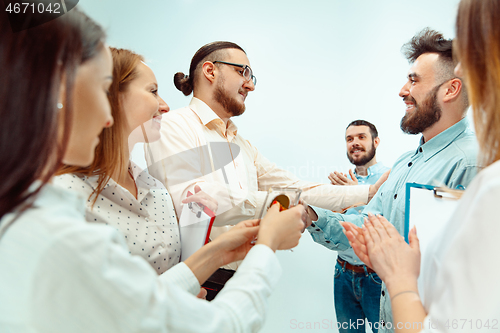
179, 202, 214, 261
408, 186, 459, 304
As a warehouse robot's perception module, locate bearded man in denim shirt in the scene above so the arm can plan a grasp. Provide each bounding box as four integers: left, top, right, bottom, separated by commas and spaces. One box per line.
328, 120, 390, 333
305, 29, 480, 333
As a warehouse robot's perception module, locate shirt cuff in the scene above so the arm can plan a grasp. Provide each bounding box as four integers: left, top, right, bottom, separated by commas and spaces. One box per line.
236, 244, 282, 288
306, 206, 350, 251
252, 191, 269, 219
360, 184, 370, 204
159, 262, 200, 296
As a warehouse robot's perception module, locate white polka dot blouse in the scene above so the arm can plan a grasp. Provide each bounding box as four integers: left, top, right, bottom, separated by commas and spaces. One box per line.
54, 162, 181, 274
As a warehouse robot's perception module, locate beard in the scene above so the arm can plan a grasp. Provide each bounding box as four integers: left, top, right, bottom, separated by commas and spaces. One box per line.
347, 142, 376, 166
400, 85, 442, 135
214, 77, 246, 117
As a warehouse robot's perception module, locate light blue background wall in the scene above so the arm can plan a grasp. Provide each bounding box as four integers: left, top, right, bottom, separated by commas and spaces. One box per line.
79, 1, 462, 332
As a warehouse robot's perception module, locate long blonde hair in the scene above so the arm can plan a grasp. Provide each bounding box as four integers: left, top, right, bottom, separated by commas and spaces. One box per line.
57, 48, 144, 205
456, 0, 500, 166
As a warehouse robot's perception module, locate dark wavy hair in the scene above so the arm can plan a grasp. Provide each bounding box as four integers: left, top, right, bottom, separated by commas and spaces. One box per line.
346, 120, 379, 139
402, 28, 456, 83
174, 41, 245, 96
0, 5, 105, 219
402, 27, 469, 110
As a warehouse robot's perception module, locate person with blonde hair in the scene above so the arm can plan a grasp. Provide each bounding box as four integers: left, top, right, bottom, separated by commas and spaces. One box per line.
56, 48, 217, 281
0, 5, 309, 332
343, 0, 500, 332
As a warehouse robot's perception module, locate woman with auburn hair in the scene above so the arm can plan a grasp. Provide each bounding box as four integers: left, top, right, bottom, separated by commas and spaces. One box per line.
0, 5, 308, 333
343, 0, 500, 332
56, 48, 216, 277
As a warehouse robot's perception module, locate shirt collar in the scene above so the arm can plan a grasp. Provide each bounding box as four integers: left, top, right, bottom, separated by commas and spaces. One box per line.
417, 117, 470, 161
189, 97, 238, 137
81, 161, 161, 198
354, 162, 385, 177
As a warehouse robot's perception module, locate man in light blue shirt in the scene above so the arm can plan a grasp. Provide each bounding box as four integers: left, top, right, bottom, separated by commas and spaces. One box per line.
306, 29, 480, 333
328, 120, 390, 333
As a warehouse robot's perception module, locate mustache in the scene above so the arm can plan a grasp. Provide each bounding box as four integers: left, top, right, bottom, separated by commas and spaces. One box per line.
238, 89, 247, 98
403, 95, 417, 104
349, 145, 365, 153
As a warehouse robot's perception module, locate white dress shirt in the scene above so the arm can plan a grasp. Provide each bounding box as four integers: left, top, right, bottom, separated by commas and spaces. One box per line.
54, 162, 180, 274
0, 183, 282, 332
146, 97, 369, 227
417, 160, 500, 332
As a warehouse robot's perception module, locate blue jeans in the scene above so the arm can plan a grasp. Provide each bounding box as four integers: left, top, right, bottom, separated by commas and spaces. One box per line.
334, 261, 382, 333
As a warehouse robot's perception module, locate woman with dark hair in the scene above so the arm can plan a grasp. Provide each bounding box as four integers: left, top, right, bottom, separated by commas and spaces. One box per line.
0, 5, 307, 332
343, 0, 500, 331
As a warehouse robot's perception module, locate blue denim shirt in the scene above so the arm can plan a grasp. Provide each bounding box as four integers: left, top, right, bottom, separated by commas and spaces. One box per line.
340, 162, 390, 265
307, 117, 481, 332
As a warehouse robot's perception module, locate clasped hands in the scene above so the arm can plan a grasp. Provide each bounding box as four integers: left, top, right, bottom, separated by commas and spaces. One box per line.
341, 213, 421, 287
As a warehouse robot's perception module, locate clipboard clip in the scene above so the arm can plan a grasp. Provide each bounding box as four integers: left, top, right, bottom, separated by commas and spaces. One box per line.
433, 187, 463, 200
188, 202, 204, 218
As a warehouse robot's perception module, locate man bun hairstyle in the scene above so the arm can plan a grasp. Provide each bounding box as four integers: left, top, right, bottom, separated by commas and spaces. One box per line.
174, 41, 245, 96
173, 72, 193, 96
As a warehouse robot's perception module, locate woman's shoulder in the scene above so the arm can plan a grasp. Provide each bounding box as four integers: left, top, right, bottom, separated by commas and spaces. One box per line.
54, 172, 92, 189
129, 161, 166, 190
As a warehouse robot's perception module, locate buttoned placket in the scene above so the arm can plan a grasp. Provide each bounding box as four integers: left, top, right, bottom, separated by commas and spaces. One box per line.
225, 128, 243, 190
214, 120, 243, 190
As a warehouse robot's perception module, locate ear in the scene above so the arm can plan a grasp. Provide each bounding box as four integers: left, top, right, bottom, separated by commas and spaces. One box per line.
442, 78, 462, 103
373, 136, 380, 149
202, 61, 216, 84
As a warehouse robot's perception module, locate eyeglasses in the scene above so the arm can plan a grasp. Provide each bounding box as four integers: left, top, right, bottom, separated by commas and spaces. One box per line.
213, 61, 257, 86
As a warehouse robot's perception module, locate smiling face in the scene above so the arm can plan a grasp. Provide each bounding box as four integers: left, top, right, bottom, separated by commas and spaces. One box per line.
345, 125, 378, 166
122, 62, 169, 144
399, 53, 444, 135
213, 49, 255, 117
63, 45, 113, 166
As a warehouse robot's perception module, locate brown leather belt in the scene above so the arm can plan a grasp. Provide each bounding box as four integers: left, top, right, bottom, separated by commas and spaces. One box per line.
337, 257, 376, 274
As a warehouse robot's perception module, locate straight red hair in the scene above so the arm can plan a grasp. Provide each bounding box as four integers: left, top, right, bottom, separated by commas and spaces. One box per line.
456, 0, 500, 166
58, 48, 144, 205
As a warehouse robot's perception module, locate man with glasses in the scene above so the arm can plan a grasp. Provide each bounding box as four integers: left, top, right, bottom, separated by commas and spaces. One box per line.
146, 41, 383, 299
305, 29, 480, 332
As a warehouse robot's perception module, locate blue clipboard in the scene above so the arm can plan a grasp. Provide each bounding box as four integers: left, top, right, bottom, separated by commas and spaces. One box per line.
404, 182, 462, 243
404, 183, 435, 243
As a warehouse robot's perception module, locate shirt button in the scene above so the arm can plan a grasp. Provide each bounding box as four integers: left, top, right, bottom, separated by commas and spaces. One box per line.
394, 194, 397, 199
419, 147, 423, 153
408, 162, 413, 167
311, 223, 315, 227
382, 290, 385, 296
315, 228, 321, 232
325, 240, 331, 243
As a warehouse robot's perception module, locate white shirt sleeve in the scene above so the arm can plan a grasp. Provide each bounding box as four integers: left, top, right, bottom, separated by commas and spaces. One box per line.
29, 223, 280, 333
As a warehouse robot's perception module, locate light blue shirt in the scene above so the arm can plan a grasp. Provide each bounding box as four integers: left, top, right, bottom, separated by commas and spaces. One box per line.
340, 162, 390, 265
307, 117, 480, 332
